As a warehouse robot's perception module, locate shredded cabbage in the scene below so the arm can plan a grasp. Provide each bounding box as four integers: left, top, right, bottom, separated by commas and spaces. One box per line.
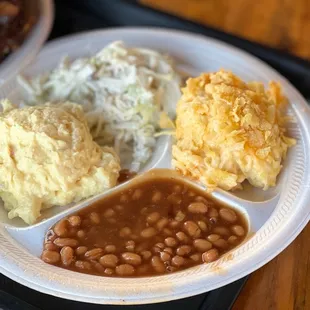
18, 41, 181, 170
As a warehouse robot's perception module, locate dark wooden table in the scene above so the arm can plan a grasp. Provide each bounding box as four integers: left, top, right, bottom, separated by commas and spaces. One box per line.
140, 1, 310, 309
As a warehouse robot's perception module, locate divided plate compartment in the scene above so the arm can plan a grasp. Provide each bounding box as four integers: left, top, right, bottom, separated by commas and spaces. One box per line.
0, 27, 310, 306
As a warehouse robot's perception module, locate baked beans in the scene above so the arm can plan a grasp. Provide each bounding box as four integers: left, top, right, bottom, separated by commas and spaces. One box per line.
41, 177, 248, 277
99, 254, 119, 268
60, 246, 74, 266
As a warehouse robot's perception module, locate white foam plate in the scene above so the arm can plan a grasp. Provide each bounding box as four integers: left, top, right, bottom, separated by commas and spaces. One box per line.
0, 0, 54, 86
0, 28, 309, 305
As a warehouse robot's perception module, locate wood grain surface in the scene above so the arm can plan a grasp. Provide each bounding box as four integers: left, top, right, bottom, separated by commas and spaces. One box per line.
141, 0, 310, 61
140, 1, 310, 309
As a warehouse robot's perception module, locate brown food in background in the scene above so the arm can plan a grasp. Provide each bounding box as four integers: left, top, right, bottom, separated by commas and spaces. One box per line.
0, 0, 38, 62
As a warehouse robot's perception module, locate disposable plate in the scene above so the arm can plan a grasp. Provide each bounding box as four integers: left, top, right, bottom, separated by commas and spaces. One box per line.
0, 28, 309, 305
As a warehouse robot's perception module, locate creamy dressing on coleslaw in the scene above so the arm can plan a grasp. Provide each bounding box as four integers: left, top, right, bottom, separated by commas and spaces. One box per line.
18, 41, 182, 170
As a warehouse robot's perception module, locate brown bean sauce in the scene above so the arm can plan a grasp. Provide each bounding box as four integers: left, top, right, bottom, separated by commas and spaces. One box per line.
117, 169, 137, 184
42, 177, 248, 277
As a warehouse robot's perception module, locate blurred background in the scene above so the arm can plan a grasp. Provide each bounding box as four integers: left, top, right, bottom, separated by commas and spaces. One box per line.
141, 0, 310, 60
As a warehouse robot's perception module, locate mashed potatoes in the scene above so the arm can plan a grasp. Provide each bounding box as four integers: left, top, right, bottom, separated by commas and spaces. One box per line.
0, 100, 120, 224
172, 70, 295, 191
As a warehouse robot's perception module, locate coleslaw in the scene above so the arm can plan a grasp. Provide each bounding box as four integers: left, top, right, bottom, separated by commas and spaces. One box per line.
18, 41, 181, 170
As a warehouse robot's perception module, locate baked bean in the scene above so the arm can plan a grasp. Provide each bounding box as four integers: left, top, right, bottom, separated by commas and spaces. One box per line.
77, 230, 86, 238
213, 226, 230, 236
163, 247, 174, 255
141, 250, 152, 260
208, 208, 219, 218
119, 227, 131, 238
125, 240, 135, 252
152, 191, 162, 203
135, 242, 148, 252
130, 234, 139, 240
93, 262, 105, 273
54, 238, 78, 248
202, 249, 219, 263
176, 245, 192, 256
190, 253, 201, 262
76, 246, 88, 256
151, 256, 165, 273
68, 215, 81, 227
41, 250, 60, 264
99, 254, 119, 268
167, 193, 182, 204
104, 268, 114, 275
141, 227, 157, 238
160, 251, 171, 262
105, 245, 116, 253
154, 243, 165, 250
197, 221, 208, 232
176, 231, 190, 243
114, 204, 124, 212
75, 260, 92, 270
173, 184, 182, 193
188, 191, 195, 197
228, 235, 238, 244
163, 228, 173, 236
171, 255, 185, 267
195, 196, 208, 204
164, 237, 178, 247
231, 225, 245, 236
107, 218, 117, 224
219, 208, 237, 223
140, 207, 148, 215
207, 234, 220, 243
183, 221, 201, 238
121, 252, 142, 266
153, 246, 162, 254
54, 220, 68, 237
166, 266, 177, 272
156, 218, 169, 231
103, 208, 115, 218
60, 246, 74, 266
116, 264, 135, 276
175, 210, 186, 222
120, 194, 129, 203
89, 212, 101, 225
188, 202, 208, 214
193, 239, 212, 252
89, 212, 101, 224
85, 248, 103, 260
169, 220, 180, 229
146, 212, 161, 224
44, 242, 58, 251
132, 189, 143, 200
213, 239, 228, 249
